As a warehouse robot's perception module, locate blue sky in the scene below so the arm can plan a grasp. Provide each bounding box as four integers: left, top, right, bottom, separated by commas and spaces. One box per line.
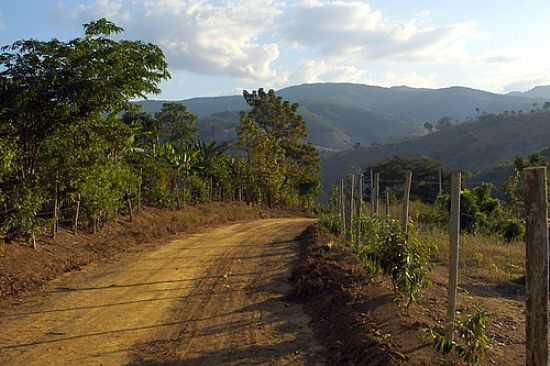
1, 0, 549, 99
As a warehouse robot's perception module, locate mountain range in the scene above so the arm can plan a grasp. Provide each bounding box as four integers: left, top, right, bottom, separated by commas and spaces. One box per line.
321, 109, 550, 198
137, 83, 549, 151
507, 85, 550, 99
136, 82, 550, 199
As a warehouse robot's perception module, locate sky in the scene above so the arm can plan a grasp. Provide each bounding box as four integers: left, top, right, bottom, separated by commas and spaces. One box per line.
1, 0, 549, 100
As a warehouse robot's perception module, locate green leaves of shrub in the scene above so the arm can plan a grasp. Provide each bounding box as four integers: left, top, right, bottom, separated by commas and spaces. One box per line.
354, 217, 435, 311
427, 306, 491, 365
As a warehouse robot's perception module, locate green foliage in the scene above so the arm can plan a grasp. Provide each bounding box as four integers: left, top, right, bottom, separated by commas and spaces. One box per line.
437, 183, 505, 234
366, 157, 448, 203
156, 103, 197, 148
319, 186, 342, 234
500, 219, 525, 242
0, 18, 169, 239
352, 216, 435, 311
239, 88, 320, 208
3, 180, 45, 241
0, 21, 320, 241
80, 163, 138, 227
427, 306, 491, 365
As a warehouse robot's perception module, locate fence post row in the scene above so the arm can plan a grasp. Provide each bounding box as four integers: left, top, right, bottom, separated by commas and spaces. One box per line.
447, 171, 461, 339
523, 167, 549, 366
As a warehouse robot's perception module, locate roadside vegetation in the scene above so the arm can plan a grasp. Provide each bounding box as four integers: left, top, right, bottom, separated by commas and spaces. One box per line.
315, 152, 549, 364
0, 19, 319, 245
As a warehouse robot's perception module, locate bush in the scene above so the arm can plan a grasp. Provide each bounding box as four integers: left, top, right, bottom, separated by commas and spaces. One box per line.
428, 306, 491, 365
354, 217, 435, 310
501, 219, 525, 242
319, 211, 341, 234
3, 182, 45, 241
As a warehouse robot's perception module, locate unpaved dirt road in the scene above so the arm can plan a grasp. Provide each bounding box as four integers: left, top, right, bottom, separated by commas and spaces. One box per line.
0, 218, 325, 366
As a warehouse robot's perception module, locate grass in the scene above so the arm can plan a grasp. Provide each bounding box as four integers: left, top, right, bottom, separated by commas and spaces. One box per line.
418, 226, 524, 282
380, 200, 525, 283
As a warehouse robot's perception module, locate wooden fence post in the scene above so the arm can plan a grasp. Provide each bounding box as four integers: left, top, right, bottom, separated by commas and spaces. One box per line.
402, 171, 412, 234
127, 197, 133, 223
438, 168, 443, 196
341, 178, 346, 238
336, 182, 341, 217
358, 173, 363, 243
447, 171, 461, 339
523, 167, 549, 366
138, 167, 143, 213
350, 174, 355, 241
359, 173, 363, 218
385, 189, 390, 218
52, 177, 59, 239
374, 173, 380, 217
370, 168, 375, 216
74, 193, 80, 235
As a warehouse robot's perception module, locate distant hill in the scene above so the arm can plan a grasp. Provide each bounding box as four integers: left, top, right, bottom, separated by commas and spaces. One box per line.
508, 86, 550, 99
470, 146, 550, 194
136, 82, 546, 150
320, 110, 550, 199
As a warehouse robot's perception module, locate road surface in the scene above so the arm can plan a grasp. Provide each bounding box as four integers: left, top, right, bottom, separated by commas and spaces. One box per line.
0, 218, 325, 366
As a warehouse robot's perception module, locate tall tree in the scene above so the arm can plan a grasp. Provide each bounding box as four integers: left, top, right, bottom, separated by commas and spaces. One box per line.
0, 18, 169, 238
239, 88, 320, 208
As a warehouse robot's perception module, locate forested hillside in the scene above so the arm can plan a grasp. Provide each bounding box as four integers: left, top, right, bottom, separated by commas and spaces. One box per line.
321, 108, 550, 198
138, 83, 547, 150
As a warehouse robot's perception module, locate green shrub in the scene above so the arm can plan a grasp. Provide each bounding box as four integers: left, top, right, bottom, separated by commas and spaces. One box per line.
428, 306, 491, 365
354, 216, 435, 310
3, 181, 45, 241
501, 219, 525, 242
319, 211, 341, 234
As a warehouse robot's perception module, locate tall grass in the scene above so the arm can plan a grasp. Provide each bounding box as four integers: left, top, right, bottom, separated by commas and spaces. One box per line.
384, 200, 524, 283
420, 227, 524, 282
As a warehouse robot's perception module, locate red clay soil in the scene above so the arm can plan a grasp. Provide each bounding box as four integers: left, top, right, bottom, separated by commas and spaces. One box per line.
291, 225, 526, 366
0, 203, 301, 304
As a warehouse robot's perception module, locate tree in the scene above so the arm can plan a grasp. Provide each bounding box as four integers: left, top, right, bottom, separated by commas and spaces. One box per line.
367, 156, 447, 203
156, 103, 198, 149
239, 89, 320, 208
0, 18, 170, 238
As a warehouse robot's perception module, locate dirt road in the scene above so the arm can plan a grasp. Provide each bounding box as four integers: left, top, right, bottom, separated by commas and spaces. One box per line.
0, 218, 325, 366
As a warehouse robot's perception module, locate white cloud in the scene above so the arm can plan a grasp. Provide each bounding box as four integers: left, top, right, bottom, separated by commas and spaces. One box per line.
281, 1, 478, 64
289, 59, 367, 84
367, 71, 439, 89
68, 0, 548, 96
76, 0, 283, 81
